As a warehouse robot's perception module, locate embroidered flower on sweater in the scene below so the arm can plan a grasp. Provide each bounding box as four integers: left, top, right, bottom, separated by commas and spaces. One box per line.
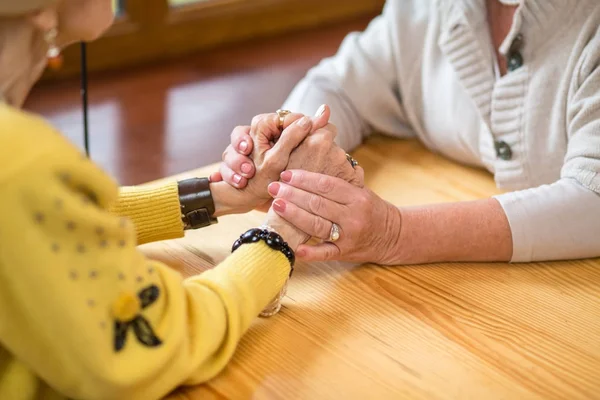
112, 285, 162, 352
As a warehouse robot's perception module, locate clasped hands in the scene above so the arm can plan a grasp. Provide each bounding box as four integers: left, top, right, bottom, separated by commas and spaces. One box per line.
211, 105, 401, 265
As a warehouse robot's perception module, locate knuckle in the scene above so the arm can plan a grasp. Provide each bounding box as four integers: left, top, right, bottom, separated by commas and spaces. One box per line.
313, 217, 329, 237
277, 184, 290, 199
225, 150, 243, 167
348, 218, 362, 234
230, 126, 242, 140
263, 154, 285, 173
356, 191, 371, 208
308, 194, 324, 214
324, 247, 336, 260
292, 171, 304, 185
251, 115, 263, 127
221, 146, 230, 161
317, 175, 334, 194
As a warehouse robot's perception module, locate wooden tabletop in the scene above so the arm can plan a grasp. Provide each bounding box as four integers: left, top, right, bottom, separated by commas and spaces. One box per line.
142, 136, 600, 400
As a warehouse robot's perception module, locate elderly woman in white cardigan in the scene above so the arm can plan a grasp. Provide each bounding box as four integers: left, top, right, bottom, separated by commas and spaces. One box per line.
217, 0, 600, 264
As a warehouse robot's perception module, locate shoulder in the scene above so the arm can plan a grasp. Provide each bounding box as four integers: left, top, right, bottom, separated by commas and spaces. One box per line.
384, 0, 438, 22
0, 104, 118, 207
0, 104, 82, 178
571, 4, 600, 87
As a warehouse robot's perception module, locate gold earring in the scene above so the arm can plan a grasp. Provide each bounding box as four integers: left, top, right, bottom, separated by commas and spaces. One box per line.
45, 28, 63, 70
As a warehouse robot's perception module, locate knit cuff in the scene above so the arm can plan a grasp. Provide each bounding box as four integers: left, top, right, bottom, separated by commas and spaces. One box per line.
110, 182, 184, 245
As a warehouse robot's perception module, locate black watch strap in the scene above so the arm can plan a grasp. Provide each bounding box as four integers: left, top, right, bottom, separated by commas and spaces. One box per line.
178, 178, 218, 230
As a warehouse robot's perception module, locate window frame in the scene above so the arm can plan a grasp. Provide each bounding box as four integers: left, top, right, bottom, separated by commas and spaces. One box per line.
44, 0, 384, 79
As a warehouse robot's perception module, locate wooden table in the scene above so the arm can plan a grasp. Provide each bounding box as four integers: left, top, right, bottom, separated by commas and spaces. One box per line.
143, 136, 600, 400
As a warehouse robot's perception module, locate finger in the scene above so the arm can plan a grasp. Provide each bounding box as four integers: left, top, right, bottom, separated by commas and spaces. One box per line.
352, 166, 365, 188
296, 242, 341, 262
271, 116, 313, 156
279, 170, 355, 204
268, 182, 341, 222
310, 104, 331, 132
222, 147, 255, 179
219, 163, 248, 189
209, 171, 222, 183
272, 198, 334, 240
229, 126, 253, 156
250, 112, 305, 146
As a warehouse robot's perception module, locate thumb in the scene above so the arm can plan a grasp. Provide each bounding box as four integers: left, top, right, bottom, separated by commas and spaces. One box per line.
310, 104, 331, 133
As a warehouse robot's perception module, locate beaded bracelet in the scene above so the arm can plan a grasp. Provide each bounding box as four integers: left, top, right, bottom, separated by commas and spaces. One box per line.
232, 228, 295, 276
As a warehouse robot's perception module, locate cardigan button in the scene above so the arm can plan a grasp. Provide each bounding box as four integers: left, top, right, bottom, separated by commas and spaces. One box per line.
507, 34, 524, 72
494, 140, 513, 160
507, 51, 523, 72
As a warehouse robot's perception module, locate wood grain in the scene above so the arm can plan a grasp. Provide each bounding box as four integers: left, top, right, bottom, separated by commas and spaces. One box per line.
141, 137, 600, 399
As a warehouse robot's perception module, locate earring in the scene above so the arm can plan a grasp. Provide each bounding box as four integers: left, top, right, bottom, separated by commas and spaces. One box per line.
45, 28, 63, 70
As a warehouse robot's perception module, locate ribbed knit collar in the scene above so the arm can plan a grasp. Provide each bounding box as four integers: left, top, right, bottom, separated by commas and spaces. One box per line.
440, 0, 578, 55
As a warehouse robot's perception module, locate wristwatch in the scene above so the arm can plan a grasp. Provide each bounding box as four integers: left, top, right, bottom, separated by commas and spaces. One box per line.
178, 178, 218, 230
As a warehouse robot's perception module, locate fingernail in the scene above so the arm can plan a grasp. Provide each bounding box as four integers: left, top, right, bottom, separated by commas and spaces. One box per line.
297, 116, 310, 128
296, 249, 306, 258
233, 174, 242, 184
315, 104, 326, 117
241, 163, 252, 174
239, 141, 248, 152
273, 199, 286, 213
280, 171, 292, 183
268, 182, 280, 197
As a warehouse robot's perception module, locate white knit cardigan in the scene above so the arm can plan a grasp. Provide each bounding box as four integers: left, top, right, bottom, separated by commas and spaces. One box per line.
283, 0, 600, 262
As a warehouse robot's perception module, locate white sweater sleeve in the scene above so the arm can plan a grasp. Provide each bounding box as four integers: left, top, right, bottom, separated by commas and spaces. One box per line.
282, 1, 414, 151
495, 179, 600, 262
495, 48, 600, 262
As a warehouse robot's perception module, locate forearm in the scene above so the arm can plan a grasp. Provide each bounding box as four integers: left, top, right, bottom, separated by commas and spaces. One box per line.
112, 180, 252, 244
389, 199, 513, 264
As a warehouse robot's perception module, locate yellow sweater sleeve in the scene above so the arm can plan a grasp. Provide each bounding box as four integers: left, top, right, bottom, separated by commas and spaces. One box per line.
109, 182, 184, 245
0, 107, 291, 400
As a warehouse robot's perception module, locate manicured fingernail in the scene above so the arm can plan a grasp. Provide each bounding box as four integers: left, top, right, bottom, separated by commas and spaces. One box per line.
296, 249, 306, 258
315, 104, 326, 117
268, 182, 280, 197
273, 199, 286, 213
241, 163, 252, 174
239, 141, 248, 152
297, 116, 310, 128
280, 171, 292, 183
233, 174, 242, 184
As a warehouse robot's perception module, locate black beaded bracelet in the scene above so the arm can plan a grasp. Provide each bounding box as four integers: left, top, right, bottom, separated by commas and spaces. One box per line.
232, 228, 295, 276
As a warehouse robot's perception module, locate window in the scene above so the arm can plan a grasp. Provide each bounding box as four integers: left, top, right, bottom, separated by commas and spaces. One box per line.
47, 0, 384, 79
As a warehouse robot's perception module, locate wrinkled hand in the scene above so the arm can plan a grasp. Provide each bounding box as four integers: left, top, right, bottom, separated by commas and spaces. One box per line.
267, 170, 402, 264
213, 105, 363, 210
286, 123, 363, 188
211, 107, 331, 211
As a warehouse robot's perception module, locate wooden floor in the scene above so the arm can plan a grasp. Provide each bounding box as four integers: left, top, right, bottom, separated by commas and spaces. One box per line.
25, 16, 372, 186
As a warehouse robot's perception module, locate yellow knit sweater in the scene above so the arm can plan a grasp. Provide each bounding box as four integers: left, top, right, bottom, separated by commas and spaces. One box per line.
0, 104, 290, 400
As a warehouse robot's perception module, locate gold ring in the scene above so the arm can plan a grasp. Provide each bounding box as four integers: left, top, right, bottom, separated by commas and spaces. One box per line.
346, 153, 359, 169
276, 109, 292, 131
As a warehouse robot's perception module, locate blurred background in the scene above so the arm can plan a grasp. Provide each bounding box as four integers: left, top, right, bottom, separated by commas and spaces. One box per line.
25, 0, 384, 185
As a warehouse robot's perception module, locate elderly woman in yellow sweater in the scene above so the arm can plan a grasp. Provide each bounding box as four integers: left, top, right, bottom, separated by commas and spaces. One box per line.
0, 1, 361, 399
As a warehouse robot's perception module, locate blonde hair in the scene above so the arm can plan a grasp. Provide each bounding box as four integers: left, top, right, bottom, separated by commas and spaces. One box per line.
0, 1, 57, 15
